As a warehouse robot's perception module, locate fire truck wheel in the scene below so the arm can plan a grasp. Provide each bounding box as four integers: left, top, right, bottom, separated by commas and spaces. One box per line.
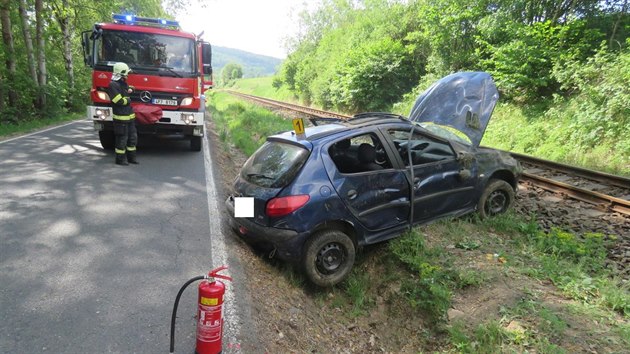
99, 130, 115, 150
303, 230, 355, 287
190, 136, 202, 151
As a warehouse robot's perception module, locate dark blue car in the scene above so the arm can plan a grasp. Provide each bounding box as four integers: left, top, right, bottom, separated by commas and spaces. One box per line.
226, 72, 521, 286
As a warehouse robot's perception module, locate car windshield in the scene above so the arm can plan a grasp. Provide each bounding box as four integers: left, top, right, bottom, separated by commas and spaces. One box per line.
241, 141, 309, 188
95, 30, 195, 75
416, 122, 471, 145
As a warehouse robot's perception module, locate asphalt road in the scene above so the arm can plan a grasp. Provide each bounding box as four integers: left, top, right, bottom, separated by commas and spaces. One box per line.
0, 120, 254, 353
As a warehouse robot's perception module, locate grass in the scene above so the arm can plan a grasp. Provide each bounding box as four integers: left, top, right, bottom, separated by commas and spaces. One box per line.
0, 113, 84, 139
344, 269, 371, 317
207, 90, 293, 156
227, 77, 299, 104
483, 103, 630, 176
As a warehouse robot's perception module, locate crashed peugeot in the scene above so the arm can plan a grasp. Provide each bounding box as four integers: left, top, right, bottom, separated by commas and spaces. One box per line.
226, 72, 522, 287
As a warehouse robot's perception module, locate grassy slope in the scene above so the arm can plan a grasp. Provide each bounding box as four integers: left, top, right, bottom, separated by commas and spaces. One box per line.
208, 88, 629, 352
231, 77, 629, 176
227, 77, 298, 104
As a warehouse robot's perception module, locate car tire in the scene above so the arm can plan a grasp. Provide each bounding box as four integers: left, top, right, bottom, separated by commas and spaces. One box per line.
477, 179, 514, 219
99, 130, 114, 150
190, 136, 202, 152
303, 230, 355, 287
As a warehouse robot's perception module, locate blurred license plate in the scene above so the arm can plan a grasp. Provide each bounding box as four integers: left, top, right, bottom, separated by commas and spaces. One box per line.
153, 98, 177, 106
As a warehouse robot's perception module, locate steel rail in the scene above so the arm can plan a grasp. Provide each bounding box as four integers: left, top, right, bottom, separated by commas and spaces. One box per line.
225, 90, 352, 119
225, 90, 630, 216
521, 172, 630, 216
512, 152, 630, 189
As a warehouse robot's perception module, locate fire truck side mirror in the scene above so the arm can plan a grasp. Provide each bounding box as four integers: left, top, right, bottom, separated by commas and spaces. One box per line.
81, 31, 93, 67
201, 42, 212, 66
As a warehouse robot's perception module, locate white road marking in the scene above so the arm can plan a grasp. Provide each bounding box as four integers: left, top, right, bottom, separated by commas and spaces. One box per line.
202, 125, 243, 352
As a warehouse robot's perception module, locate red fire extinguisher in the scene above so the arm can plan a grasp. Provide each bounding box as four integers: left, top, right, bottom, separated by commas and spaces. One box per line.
196, 266, 232, 354
170, 266, 232, 354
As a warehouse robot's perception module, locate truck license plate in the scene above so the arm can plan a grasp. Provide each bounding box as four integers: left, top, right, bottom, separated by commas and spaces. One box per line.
153, 98, 178, 106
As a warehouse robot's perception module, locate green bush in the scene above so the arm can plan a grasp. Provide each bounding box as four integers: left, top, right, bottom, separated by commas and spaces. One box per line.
326, 38, 416, 112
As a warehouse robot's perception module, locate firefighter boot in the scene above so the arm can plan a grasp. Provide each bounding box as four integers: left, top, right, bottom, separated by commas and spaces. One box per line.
127, 151, 139, 164
115, 153, 129, 166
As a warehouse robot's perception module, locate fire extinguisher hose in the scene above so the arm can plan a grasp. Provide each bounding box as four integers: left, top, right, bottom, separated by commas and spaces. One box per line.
169, 275, 205, 353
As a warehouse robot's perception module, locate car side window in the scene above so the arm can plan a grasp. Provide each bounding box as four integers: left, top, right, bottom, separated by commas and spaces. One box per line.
329, 133, 392, 173
387, 129, 455, 166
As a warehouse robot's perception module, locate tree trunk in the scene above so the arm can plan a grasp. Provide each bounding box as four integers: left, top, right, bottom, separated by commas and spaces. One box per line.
0, 70, 4, 113
610, 0, 628, 49
18, 0, 38, 85
35, 0, 46, 108
0, 0, 18, 111
52, 0, 75, 106
61, 12, 75, 91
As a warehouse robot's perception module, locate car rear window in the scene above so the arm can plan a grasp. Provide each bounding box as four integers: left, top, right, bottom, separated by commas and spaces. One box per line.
241, 141, 309, 188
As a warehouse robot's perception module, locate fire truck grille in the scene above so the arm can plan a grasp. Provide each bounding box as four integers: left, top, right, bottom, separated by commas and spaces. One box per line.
130, 91, 188, 106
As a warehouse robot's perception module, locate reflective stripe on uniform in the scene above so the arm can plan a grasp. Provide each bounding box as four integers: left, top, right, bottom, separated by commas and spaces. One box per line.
112, 94, 123, 103
115, 148, 126, 154
113, 114, 136, 121
127, 146, 136, 151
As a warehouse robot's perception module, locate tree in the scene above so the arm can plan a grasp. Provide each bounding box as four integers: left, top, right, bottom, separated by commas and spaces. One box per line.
35, 0, 46, 109
51, 0, 75, 93
0, 0, 17, 112
18, 0, 38, 87
221, 62, 243, 85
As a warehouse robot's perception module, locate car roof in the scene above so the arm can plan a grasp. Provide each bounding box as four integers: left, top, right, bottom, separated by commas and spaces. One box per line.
269, 113, 411, 145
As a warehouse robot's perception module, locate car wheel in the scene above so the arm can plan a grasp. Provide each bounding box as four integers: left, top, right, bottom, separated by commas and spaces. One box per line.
478, 179, 514, 219
190, 136, 202, 152
303, 230, 355, 287
99, 130, 114, 150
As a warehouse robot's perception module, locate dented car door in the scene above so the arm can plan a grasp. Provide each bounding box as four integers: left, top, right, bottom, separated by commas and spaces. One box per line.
324, 132, 411, 232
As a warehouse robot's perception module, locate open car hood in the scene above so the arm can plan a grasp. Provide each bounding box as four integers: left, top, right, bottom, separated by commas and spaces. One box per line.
408, 72, 499, 147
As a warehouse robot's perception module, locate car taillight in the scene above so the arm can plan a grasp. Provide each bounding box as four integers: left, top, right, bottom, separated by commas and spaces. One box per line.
266, 195, 310, 217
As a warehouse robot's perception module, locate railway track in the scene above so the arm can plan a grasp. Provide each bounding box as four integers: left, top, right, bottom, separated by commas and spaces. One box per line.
517, 155, 630, 217
225, 90, 630, 217
225, 90, 353, 119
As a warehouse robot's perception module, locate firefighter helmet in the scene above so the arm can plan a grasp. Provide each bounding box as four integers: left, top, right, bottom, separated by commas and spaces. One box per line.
113, 62, 132, 77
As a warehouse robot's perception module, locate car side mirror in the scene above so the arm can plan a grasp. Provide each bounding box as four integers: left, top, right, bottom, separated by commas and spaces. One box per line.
457, 151, 474, 168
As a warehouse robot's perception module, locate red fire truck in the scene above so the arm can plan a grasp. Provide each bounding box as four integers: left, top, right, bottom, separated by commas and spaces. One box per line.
81, 14, 213, 151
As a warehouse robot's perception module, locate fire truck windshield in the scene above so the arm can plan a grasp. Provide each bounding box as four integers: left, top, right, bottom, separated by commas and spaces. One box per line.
95, 30, 195, 76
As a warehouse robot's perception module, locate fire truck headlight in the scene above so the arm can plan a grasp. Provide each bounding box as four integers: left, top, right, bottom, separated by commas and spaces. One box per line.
181, 113, 196, 125
96, 91, 111, 101
95, 108, 111, 120
180, 97, 193, 106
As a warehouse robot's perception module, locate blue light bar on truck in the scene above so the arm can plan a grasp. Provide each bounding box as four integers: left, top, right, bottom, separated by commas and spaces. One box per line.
112, 14, 180, 29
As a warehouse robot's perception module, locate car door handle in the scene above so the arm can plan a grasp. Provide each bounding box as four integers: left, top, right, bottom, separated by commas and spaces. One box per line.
413, 177, 421, 190
347, 189, 358, 200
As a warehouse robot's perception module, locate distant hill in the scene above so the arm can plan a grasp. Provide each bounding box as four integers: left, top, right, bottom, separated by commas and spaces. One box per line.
212, 46, 283, 78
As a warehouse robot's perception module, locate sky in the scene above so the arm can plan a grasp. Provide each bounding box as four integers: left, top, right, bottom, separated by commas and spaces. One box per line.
176, 0, 320, 59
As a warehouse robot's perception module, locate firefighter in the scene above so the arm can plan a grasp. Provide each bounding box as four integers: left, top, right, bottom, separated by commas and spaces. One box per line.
108, 62, 139, 165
